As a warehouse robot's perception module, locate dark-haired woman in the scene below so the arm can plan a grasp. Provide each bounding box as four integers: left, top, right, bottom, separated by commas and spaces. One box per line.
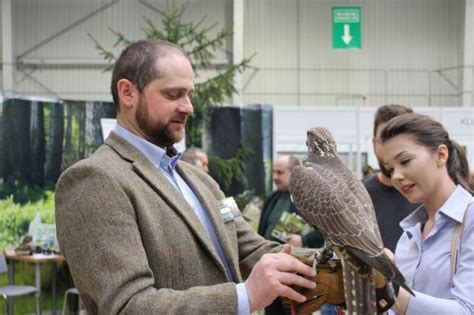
381, 113, 473, 315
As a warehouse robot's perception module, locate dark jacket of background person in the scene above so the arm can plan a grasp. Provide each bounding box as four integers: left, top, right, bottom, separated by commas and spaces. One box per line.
362, 174, 420, 251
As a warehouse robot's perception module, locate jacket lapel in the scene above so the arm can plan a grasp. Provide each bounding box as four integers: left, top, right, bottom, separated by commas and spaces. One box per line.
105, 133, 226, 275
176, 164, 239, 281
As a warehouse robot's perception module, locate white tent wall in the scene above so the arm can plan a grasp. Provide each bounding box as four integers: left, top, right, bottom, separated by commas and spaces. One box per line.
274, 106, 474, 178
7, 0, 231, 100
1, 0, 471, 106
243, 0, 466, 107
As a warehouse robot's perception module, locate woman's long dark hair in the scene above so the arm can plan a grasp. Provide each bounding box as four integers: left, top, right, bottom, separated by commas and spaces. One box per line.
380, 113, 472, 193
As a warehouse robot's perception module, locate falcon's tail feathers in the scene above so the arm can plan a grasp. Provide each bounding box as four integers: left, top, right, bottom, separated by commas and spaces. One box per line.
340, 256, 378, 315
348, 247, 415, 296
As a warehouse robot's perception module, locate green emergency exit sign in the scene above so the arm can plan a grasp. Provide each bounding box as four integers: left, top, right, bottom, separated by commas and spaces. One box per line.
332, 7, 361, 49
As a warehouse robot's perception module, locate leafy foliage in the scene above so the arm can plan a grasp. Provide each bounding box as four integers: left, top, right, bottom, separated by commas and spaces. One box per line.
0, 180, 53, 204
89, 1, 254, 148
208, 146, 252, 192
0, 190, 55, 249
233, 189, 255, 213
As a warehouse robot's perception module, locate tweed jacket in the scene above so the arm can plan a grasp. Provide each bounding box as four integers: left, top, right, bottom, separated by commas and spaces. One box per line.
55, 132, 281, 315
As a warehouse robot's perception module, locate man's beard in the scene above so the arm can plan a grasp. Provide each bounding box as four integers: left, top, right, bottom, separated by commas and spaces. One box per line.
136, 99, 186, 148
377, 157, 392, 178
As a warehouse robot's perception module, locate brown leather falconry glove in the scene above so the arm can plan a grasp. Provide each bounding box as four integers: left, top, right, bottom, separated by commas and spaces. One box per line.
283, 255, 396, 315
282, 255, 345, 315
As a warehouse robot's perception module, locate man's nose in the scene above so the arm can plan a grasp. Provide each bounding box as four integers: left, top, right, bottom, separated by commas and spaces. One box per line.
179, 96, 193, 115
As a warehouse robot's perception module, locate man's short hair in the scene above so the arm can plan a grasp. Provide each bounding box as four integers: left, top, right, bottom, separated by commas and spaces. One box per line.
110, 39, 190, 108
373, 104, 413, 136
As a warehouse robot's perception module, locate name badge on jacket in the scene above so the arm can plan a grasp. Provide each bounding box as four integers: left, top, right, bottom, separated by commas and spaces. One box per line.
217, 197, 241, 223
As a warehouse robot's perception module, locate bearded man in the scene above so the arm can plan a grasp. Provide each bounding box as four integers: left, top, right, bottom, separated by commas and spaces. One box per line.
55, 40, 317, 315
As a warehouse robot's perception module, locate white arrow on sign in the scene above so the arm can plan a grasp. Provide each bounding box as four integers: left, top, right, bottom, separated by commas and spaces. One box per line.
342, 24, 352, 44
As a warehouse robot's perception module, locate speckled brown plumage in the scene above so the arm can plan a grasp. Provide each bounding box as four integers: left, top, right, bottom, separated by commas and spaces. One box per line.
289, 127, 413, 315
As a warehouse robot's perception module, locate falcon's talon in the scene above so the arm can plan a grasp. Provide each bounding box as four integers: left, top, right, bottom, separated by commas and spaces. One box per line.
315, 246, 333, 265
328, 259, 338, 272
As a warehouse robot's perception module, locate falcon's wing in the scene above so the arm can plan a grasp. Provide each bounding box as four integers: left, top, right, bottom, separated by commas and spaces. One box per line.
333, 163, 383, 242
290, 164, 383, 257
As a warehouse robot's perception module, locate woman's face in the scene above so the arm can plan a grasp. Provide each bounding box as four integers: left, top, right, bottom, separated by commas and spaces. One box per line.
382, 134, 445, 204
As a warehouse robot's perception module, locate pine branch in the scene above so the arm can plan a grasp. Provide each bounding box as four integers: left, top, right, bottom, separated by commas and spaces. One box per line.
109, 28, 133, 47
142, 17, 167, 40
88, 33, 116, 72
194, 57, 254, 104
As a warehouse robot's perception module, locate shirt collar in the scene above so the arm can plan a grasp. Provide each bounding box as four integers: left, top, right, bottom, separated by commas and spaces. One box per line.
114, 124, 181, 169
439, 185, 473, 222
400, 185, 472, 230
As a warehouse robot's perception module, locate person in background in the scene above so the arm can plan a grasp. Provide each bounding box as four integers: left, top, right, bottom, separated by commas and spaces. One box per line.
181, 146, 209, 173
380, 113, 473, 314
258, 155, 324, 315
362, 104, 420, 251
55, 39, 318, 314
362, 164, 376, 178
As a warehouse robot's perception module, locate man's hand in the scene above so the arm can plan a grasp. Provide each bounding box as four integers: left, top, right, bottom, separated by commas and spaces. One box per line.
244, 245, 317, 312
285, 234, 303, 247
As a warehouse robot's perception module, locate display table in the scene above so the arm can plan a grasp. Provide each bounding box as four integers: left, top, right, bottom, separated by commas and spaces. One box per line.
4, 248, 65, 315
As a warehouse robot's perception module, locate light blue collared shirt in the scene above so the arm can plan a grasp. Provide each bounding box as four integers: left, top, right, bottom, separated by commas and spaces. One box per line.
113, 125, 250, 315
392, 185, 474, 314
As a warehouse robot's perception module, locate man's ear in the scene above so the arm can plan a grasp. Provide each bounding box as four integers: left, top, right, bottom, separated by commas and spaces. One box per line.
117, 79, 136, 109
436, 144, 449, 167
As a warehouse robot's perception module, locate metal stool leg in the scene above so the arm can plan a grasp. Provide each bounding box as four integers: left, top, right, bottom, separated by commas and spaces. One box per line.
6, 297, 12, 315
36, 291, 41, 315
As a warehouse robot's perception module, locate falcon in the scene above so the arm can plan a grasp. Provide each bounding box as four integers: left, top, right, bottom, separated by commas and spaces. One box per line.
289, 127, 413, 315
